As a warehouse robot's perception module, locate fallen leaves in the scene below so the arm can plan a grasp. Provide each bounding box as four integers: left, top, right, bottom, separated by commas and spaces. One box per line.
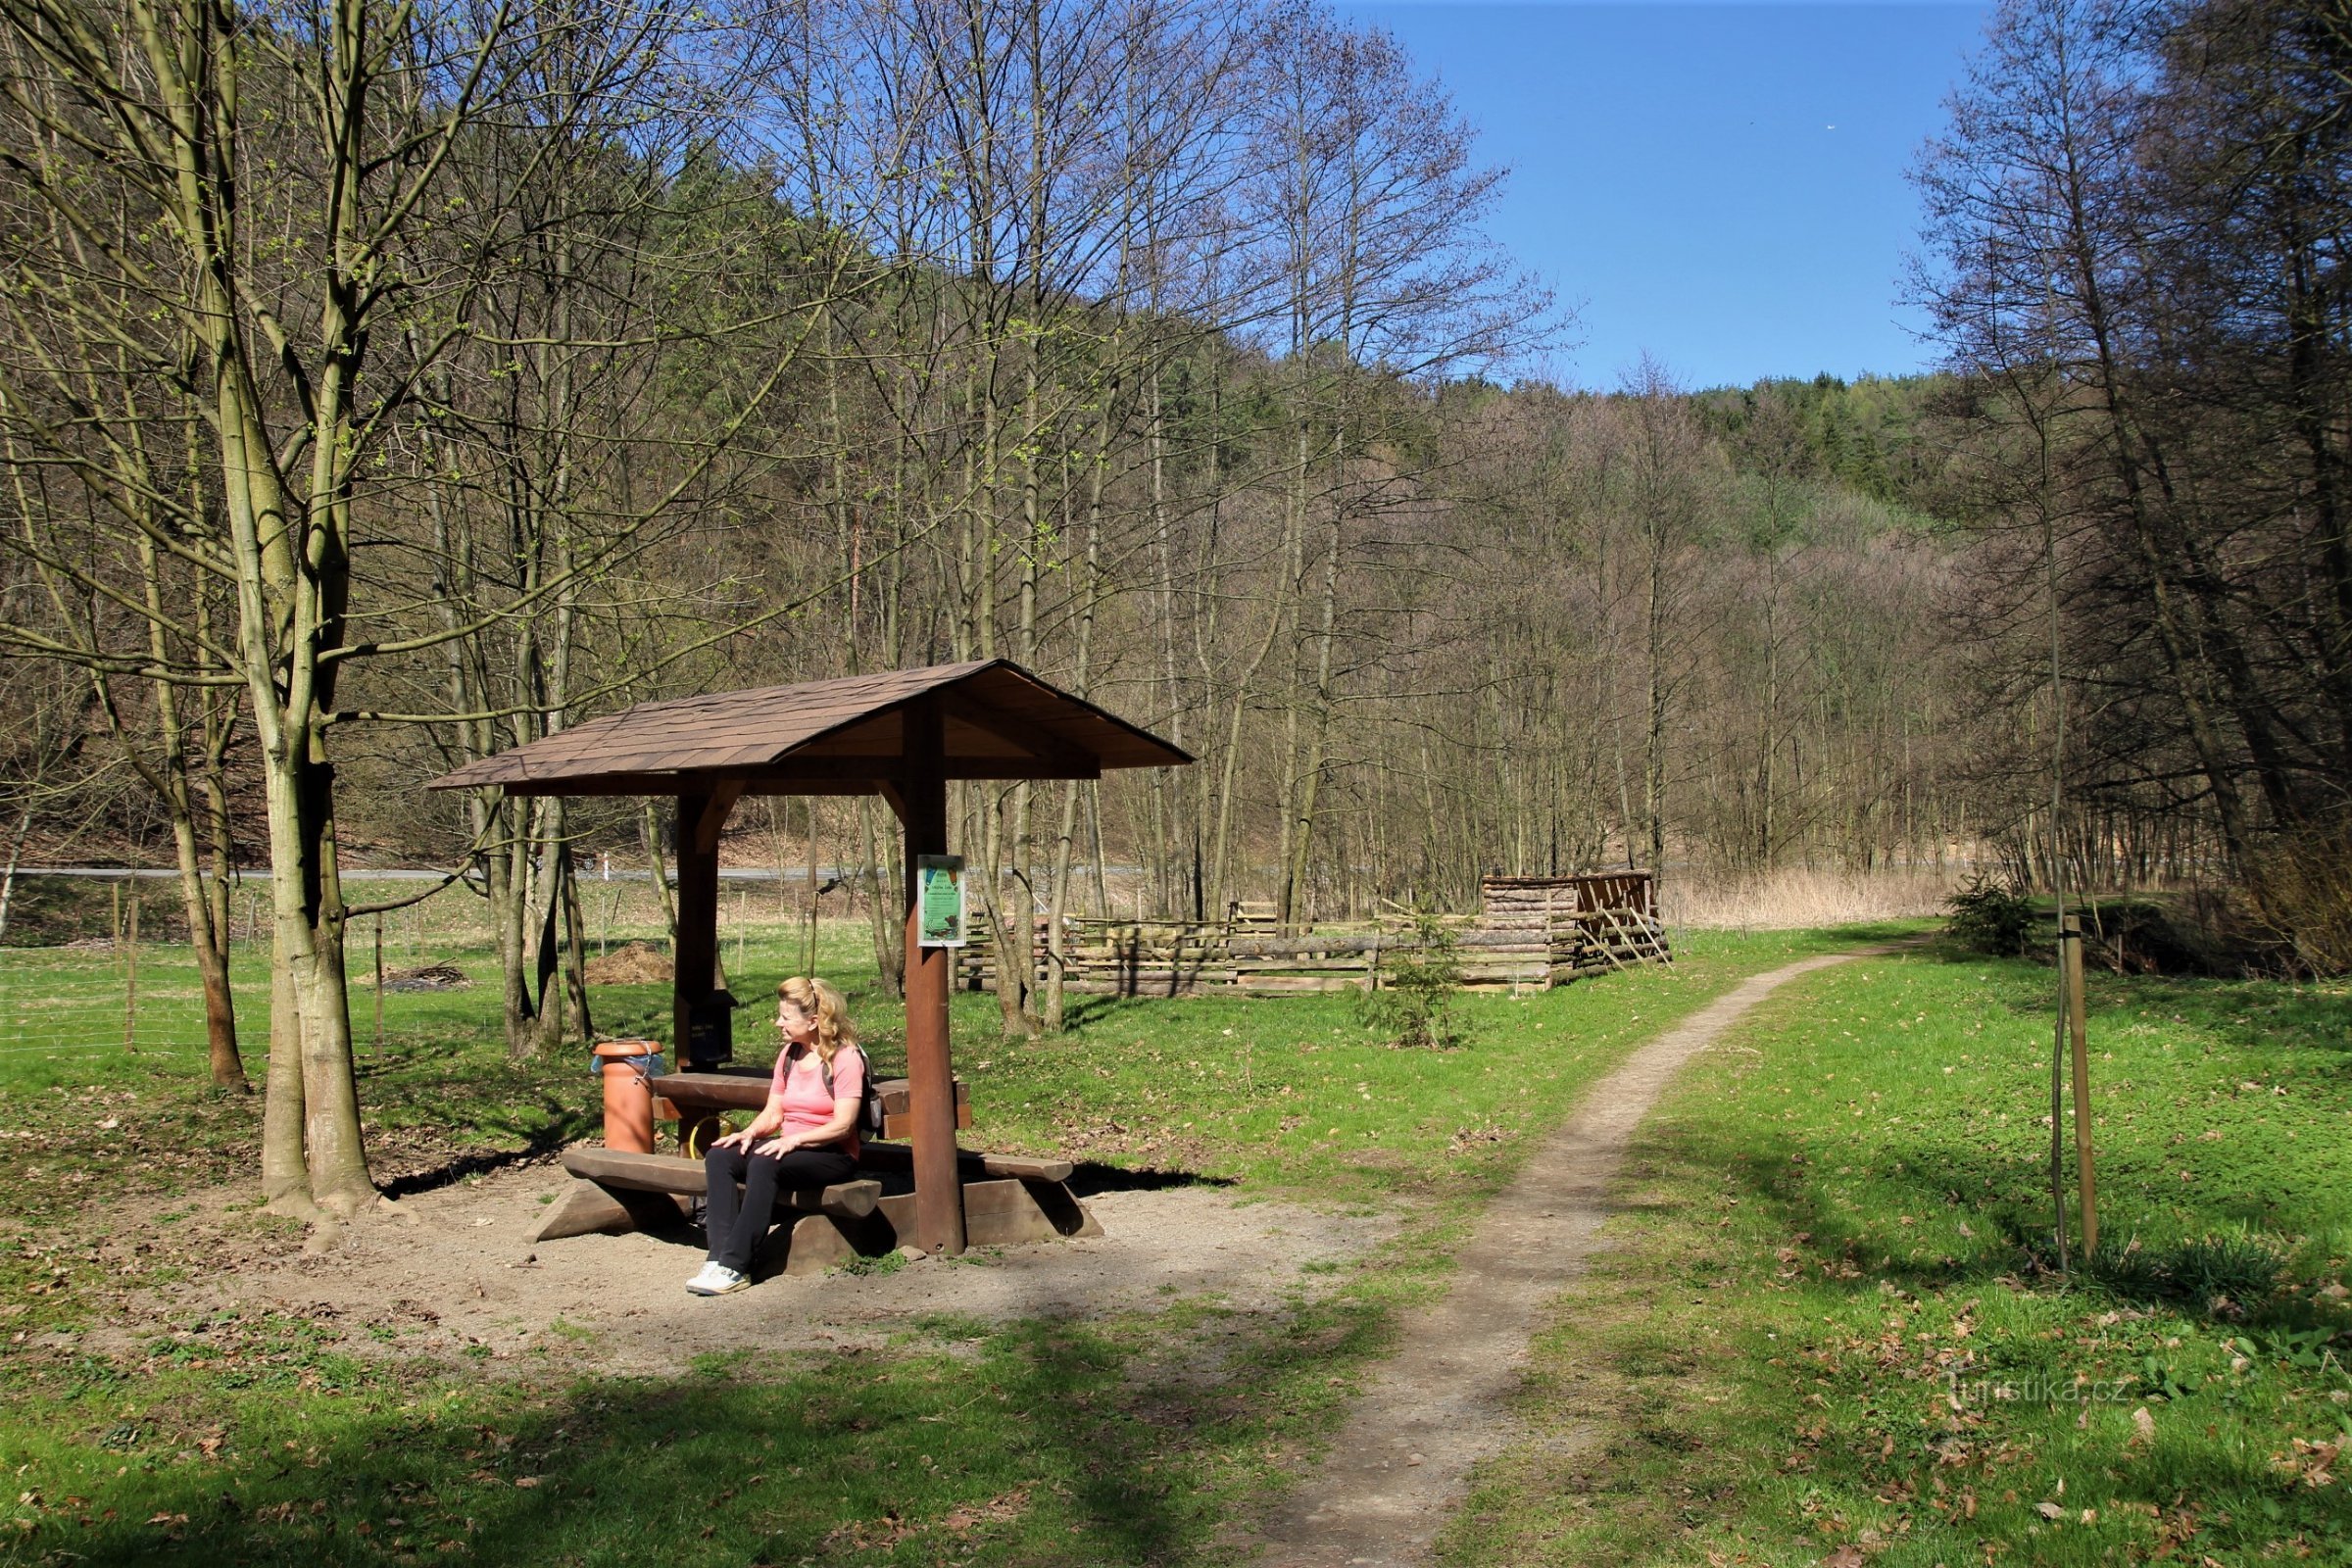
822, 1508, 915, 1552
939, 1483, 1032, 1535
2273, 1436, 2341, 1489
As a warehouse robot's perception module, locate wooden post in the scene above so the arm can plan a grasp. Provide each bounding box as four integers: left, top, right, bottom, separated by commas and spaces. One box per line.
2064, 913, 2096, 1256
2050, 924, 2070, 1271
673, 788, 742, 1070
804, 799, 820, 978
373, 914, 385, 1054
121, 888, 138, 1054
893, 695, 965, 1256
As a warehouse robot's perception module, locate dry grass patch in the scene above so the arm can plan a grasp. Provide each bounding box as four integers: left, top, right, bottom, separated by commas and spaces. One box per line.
1668, 868, 1959, 930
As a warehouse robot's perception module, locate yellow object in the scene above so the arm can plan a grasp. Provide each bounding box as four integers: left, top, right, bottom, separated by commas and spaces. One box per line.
683, 1115, 739, 1161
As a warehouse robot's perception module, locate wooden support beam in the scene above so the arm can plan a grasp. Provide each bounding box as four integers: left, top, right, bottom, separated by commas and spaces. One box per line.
936, 688, 1095, 772
694, 780, 747, 854
887, 694, 965, 1256
536, 1179, 687, 1242
502, 774, 883, 798
672, 790, 731, 1068
497, 760, 1098, 798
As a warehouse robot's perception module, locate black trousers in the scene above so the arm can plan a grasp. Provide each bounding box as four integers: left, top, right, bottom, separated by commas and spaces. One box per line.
702, 1144, 858, 1273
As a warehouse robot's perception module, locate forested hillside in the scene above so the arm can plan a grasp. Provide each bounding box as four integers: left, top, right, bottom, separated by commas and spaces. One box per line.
0, 0, 1977, 956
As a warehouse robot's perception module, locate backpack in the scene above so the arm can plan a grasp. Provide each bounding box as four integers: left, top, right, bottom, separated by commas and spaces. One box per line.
812, 1045, 887, 1142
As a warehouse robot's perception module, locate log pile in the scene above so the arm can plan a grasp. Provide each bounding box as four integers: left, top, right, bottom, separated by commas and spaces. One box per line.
956, 872, 1670, 997
1480, 872, 1672, 979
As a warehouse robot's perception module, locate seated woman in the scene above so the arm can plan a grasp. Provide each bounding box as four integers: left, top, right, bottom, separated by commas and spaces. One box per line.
687, 976, 864, 1296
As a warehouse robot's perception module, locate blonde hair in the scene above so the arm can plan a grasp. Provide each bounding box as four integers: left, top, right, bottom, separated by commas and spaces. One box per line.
778, 976, 858, 1067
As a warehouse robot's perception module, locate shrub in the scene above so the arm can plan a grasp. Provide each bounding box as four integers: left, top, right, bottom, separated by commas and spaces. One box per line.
2248, 817, 2352, 976
1944, 877, 2036, 956
1360, 910, 1467, 1049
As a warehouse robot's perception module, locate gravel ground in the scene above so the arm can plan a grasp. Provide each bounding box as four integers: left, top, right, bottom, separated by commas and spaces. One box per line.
113, 1165, 1395, 1374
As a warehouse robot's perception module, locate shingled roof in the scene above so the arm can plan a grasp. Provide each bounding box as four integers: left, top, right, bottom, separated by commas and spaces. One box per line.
426, 660, 1189, 797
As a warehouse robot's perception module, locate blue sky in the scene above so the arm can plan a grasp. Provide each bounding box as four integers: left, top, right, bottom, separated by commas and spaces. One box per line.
1349, 2, 1994, 391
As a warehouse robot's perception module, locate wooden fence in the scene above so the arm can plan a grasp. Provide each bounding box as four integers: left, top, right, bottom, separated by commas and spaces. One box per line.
956, 873, 1669, 997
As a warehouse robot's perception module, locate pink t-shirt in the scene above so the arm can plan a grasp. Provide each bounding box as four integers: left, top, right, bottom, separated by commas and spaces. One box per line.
769, 1044, 863, 1157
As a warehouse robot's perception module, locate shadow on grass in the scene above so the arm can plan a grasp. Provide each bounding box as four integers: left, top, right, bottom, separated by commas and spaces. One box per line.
377, 1112, 591, 1200
1066, 1161, 1235, 1198
1626, 1087, 2350, 1333
1546, 1115, 2352, 1565
1059, 991, 1231, 1031
1951, 953, 2352, 1080
37, 1271, 1379, 1568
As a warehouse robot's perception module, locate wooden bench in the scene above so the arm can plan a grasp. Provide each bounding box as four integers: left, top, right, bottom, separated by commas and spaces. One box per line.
844, 1142, 1100, 1262
536, 1150, 884, 1273
536, 1142, 1100, 1271
560, 1148, 881, 1213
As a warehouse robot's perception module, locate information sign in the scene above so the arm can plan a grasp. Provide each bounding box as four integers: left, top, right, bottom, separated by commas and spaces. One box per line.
916, 855, 966, 948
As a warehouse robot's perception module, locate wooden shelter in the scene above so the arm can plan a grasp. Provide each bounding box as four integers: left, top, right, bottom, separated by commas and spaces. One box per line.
428, 660, 1190, 1254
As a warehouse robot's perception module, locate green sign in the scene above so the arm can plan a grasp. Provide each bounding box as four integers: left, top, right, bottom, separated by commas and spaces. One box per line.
916, 856, 966, 948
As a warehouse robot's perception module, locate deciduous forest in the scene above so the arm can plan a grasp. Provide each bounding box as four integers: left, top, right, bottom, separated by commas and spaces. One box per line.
2, 0, 2345, 1219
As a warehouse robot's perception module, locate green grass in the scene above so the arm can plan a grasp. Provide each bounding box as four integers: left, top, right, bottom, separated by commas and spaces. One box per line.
0, 1292, 1407, 1565
1436, 941, 2352, 1566
0, 898, 1899, 1566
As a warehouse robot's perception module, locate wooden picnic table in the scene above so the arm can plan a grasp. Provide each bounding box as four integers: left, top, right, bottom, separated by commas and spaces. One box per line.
537, 1067, 1089, 1272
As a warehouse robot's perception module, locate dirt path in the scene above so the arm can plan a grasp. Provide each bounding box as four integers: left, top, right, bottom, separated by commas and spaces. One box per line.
111, 1175, 1394, 1376
1247, 947, 1897, 1567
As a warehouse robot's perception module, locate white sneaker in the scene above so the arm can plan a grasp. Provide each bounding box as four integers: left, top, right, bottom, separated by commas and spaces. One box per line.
685, 1262, 750, 1296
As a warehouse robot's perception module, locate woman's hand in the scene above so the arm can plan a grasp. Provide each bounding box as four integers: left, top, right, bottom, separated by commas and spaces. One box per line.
712, 1124, 763, 1152
754, 1134, 800, 1158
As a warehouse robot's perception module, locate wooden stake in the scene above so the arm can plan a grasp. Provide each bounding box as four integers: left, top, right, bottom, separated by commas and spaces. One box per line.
373, 914, 385, 1055
2050, 926, 2069, 1271
804, 799, 819, 978
122, 889, 138, 1054
2064, 913, 2096, 1256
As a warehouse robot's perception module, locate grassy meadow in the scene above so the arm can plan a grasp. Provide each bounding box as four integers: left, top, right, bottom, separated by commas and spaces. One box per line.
0, 881, 1889, 1566
4, 886, 2345, 1566
1438, 945, 2352, 1566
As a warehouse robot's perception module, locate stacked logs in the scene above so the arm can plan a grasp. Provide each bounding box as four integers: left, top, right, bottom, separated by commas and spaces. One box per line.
955, 872, 1670, 997
1479, 872, 1672, 979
